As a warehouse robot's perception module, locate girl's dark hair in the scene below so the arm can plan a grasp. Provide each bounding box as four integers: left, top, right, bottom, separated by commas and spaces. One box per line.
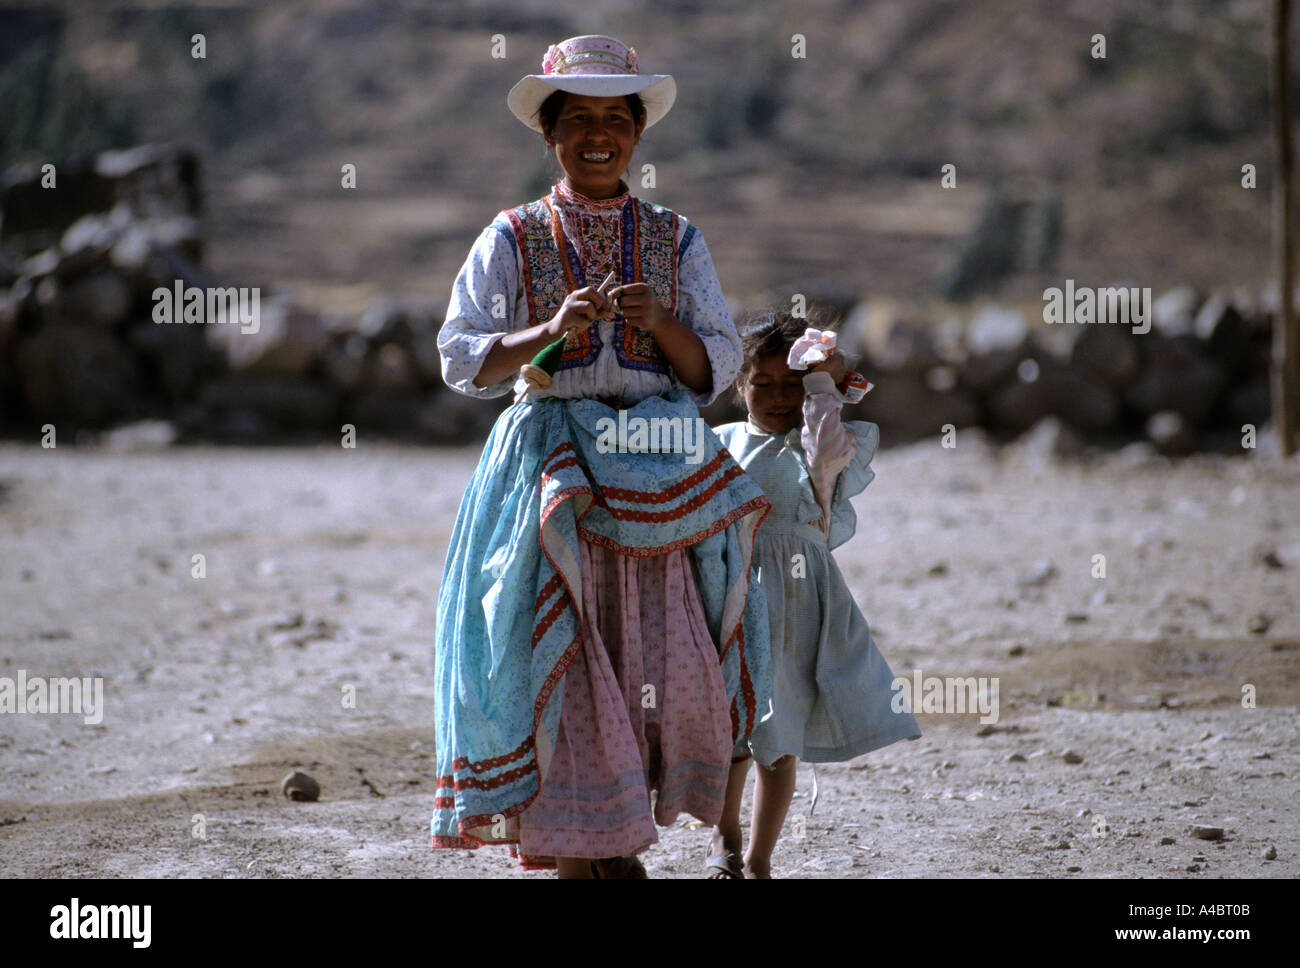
737, 307, 841, 378
536, 90, 646, 135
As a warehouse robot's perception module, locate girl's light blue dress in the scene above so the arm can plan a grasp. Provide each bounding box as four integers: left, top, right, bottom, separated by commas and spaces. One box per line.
715, 399, 921, 765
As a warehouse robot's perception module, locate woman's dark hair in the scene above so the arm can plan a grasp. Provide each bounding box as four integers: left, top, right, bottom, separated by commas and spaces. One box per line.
536, 90, 646, 136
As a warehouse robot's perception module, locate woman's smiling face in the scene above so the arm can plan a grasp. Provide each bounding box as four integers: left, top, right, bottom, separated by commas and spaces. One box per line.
542, 93, 645, 198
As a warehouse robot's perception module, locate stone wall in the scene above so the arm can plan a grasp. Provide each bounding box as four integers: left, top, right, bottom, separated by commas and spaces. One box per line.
1, 145, 1286, 454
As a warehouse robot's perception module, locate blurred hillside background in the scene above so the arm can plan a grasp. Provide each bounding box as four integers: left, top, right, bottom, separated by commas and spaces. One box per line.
1, 0, 1297, 447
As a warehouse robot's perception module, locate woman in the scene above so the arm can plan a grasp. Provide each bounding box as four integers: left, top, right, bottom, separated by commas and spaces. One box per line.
432, 35, 771, 878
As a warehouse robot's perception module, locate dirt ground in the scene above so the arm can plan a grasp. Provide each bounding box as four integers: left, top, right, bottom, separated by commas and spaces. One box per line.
1, 430, 1297, 879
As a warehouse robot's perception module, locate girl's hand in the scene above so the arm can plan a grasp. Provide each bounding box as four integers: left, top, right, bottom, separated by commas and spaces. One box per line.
546, 285, 614, 341
809, 351, 848, 388
611, 283, 671, 333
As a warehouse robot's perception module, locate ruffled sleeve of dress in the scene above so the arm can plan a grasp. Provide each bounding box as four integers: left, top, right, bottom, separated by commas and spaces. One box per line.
796, 369, 880, 550
673, 220, 741, 406
826, 419, 879, 550
437, 220, 520, 399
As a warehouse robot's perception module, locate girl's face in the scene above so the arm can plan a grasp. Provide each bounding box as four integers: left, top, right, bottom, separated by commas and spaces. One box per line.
738, 353, 805, 435
543, 94, 645, 199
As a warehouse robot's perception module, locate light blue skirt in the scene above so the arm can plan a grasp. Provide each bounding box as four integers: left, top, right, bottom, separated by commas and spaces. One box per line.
431, 389, 772, 850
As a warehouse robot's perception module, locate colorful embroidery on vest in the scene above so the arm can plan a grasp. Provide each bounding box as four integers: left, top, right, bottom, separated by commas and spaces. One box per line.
503, 197, 601, 368
503, 187, 682, 376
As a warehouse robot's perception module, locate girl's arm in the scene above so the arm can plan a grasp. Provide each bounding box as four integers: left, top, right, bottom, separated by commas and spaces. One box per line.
801, 367, 858, 535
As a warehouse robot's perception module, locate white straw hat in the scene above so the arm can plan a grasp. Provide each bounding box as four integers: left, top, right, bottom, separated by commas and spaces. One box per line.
507, 35, 676, 133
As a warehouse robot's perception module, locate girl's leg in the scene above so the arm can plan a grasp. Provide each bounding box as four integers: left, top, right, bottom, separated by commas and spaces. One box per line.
556, 857, 595, 879
708, 757, 751, 878
744, 754, 797, 878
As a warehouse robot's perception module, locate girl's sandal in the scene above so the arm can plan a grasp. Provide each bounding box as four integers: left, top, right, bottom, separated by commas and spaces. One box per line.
705, 853, 744, 879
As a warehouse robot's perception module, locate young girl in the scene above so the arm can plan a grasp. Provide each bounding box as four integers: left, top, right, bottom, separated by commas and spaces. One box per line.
707, 310, 921, 879
433, 35, 771, 878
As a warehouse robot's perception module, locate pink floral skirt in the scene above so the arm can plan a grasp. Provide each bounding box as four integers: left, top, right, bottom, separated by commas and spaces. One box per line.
517, 537, 734, 860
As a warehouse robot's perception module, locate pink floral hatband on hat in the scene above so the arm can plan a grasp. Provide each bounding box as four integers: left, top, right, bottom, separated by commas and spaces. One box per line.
507, 34, 676, 133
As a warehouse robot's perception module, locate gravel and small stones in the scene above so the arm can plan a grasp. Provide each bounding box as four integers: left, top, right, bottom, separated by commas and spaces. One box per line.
1189, 824, 1224, 841
1247, 613, 1272, 635
1017, 560, 1058, 588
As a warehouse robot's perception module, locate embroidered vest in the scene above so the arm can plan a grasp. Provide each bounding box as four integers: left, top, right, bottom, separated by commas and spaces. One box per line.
500, 188, 679, 375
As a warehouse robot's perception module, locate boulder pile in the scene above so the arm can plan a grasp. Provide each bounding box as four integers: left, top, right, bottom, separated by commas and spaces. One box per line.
823, 290, 1280, 455
0, 144, 498, 444
0, 144, 1286, 454
703, 289, 1283, 457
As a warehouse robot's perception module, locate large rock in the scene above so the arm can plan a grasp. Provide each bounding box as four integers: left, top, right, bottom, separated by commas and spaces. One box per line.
1151, 286, 1199, 337
0, 248, 23, 288
1, 163, 114, 256
60, 206, 132, 263
94, 144, 202, 219
127, 317, 220, 401
988, 367, 1119, 433
1069, 323, 1140, 388
1, 144, 201, 258
15, 326, 143, 427
209, 295, 326, 378
1016, 416, 1087, 462
1146, 411, 1197, 455
844, 299, 943, 374
854, 371, 980, 444
54, 270, 134, 329
363, 342, 417, 394
1194, 291, 1251, 382
1226, 377, 1271, 428
357, 298, 408, 343
0, 288, 19, 352
198, 376, 337, 433
1123, 335, 1225, 424
322, 334, 369, 392
966, 306, 1029, 356
960, 307, 1043, 396
346, 388, 502, 444
418, 387, 511, 444
348, 391, 427, 437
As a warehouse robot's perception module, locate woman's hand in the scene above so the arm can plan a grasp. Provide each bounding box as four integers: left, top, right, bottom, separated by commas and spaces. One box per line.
611, 283, 671, 333
546, 285, 615, 341
473, 285, 610, 387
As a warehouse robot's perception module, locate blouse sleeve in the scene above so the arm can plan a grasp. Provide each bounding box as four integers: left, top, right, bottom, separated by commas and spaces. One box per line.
437, 221, 520, 399
674, 221, 741, 406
